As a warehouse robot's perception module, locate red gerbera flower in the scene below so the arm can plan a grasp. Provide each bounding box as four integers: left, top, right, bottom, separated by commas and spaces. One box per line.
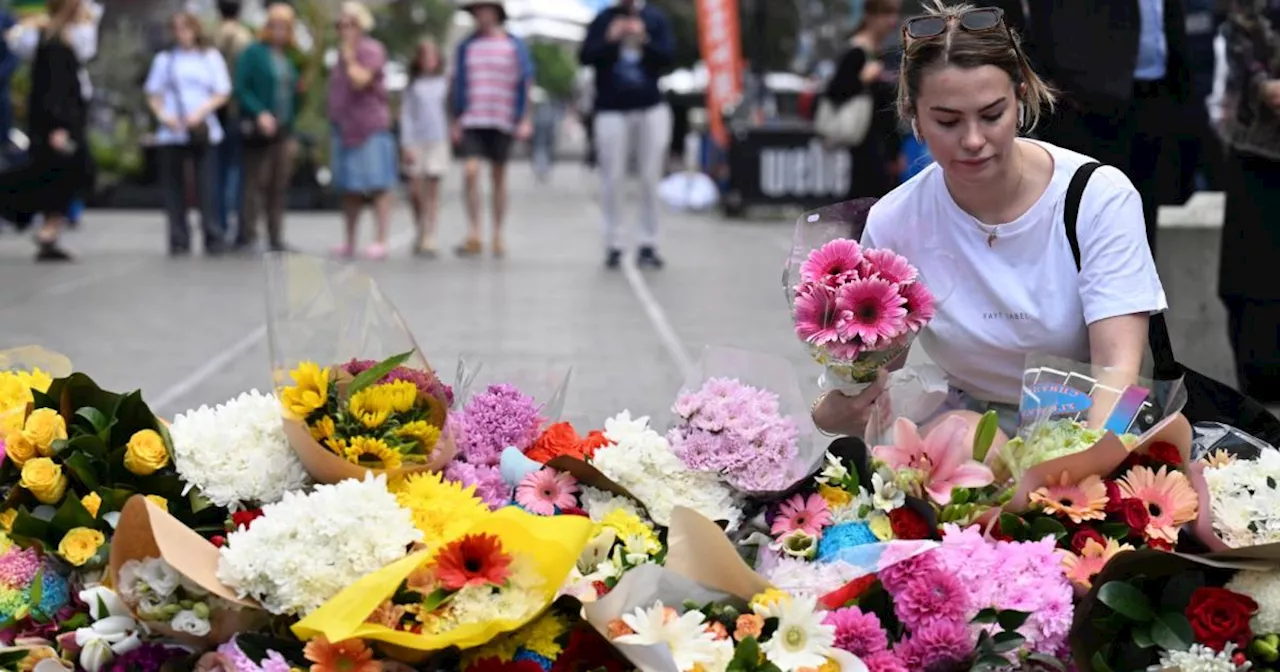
433, 533, 513, 591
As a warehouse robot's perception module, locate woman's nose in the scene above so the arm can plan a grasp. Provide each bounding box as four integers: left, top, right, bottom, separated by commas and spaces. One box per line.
960, 122, 985, 153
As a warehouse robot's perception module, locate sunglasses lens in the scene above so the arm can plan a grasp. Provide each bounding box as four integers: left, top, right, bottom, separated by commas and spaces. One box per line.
961, 9, 1001, 30
906, 16, 946, 38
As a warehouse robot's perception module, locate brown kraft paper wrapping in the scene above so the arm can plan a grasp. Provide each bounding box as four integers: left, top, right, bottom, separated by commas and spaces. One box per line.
107, 496, 266, 646
282, 418, 458, 485
664, 506, 772, 600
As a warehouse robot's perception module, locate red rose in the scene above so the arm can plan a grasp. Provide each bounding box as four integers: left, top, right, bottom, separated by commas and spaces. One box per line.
526, 422, 583, 463
1070, 528, 1107, 554
1186, 587, 1259, 652
1145, 442, 1183, 467
1119, 452, 1150, 473
888, 507, 932, 540
211, 535, 226, 548
231, 509, 264, 531
1147, 537, 1175, 551
1103, 480, 1125, 513
1117, 498, 1151, 538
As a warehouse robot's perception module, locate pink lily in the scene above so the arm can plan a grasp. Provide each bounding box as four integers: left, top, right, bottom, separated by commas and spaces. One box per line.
872, 416, 995, 505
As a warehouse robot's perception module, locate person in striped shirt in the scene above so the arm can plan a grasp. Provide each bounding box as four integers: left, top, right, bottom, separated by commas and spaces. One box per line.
450, 0, 534, 258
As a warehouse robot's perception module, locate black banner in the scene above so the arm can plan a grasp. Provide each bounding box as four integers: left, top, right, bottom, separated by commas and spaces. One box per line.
725, 127, 854, 211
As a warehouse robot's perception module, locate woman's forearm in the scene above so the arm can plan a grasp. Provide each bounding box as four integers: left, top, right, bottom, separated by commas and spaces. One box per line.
1087, 313, 1149, 430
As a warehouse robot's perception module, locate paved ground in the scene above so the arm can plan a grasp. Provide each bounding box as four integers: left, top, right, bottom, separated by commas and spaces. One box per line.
0, 165, 822, 430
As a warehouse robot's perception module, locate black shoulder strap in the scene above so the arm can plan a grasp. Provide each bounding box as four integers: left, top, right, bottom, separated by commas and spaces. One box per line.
1064, 162, 1102, 272
1062, 161, 1180, 379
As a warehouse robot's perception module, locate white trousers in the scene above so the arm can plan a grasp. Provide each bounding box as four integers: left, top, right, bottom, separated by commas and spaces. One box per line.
593, 104, 673, 250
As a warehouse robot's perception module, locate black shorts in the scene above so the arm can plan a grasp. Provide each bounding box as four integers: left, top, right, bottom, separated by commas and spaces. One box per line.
458, 128, 513, 164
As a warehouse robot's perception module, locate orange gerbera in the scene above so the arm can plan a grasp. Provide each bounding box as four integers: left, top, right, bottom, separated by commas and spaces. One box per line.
1062, 537, 1134, 590
1028, 472, 1109, 524
1117, 465, 1199, 543
432, 533, 513, 591
303, 636, 379, 672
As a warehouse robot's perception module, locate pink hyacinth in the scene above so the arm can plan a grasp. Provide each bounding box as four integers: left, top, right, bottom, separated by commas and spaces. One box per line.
771, 493, 833, 538
872, 416, 994, 505
894, 571, 970, 630
861, 248, 918, 285
794, 282, 842, 347
825, 607, 889, 657
516, 468, 579, 516
899, 281, 936, 333
835, 277, 908, 348
800, 239, 864, 286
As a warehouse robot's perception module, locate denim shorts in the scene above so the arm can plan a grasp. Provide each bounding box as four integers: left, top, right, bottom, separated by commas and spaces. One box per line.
926, 386, 1021, 438
332, 130, 398, 194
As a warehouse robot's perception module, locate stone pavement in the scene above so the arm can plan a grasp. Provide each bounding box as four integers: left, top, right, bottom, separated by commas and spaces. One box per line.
0, 165, 821, 430
0, 165, 1243, 430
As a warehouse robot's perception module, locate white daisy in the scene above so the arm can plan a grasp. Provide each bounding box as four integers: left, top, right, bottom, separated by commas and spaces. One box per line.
615, 601, 722, 671
761, 594, 835, 671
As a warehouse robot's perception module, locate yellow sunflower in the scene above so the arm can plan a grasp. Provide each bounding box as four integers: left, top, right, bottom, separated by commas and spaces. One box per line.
396, 421, 441, 452
281, 362, 330, 418
344, 436, 402, 470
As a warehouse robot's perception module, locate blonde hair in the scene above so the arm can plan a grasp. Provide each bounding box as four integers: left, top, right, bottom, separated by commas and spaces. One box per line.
260, 2, 296, 45
896, 0, 1055, 132
340, 1, 375, 32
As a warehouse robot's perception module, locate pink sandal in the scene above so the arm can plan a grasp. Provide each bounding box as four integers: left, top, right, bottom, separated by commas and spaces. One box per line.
331, 244, 354, 259
363, 242, 389, 261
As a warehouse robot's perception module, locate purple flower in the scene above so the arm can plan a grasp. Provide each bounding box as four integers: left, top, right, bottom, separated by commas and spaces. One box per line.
455, 384, 544, 466
825, 607, 888, 657
217, 637, 261, 672
444, 461, 512, 510
341, 359, 454, 408
107, 642, 186, 672
894, 572, 969, 630
893, 619, 973, 672
668, 378, 799, 492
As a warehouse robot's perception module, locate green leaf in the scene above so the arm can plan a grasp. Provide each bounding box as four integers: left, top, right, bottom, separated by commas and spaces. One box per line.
75, 407, 110, 434
11, 510, 51, 544
111, 390, 163, 449
347, 351, 416, 397
1161, 570, 1205, 611
1030, 516, 1069, 542
991, 630, 1025, 653
1025, 653, 1069, 671
1098, 521, 1132, 540
64, 452, 102, 493
66, 434, 109, 460
1097, 581, 1154, 622
50, 494, 97, 534
997, 609, 1031, 631
729, 636, 762, 671
420, 587, 455, 612
0, 651, 30, 666
58, 611, 89, 630
1151, 611, 1194, 652
1091, 651, 1116, 672
973, 410, 1000, 462
28, 568, 43, 610
999, 512, 1030, 540
976, 654, 1013, 669
972, 608, 999, 624
1131, 623, 1153, 648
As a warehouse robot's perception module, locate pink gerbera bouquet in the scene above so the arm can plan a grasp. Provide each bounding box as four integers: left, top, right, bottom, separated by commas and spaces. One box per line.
791, 237, 935, 393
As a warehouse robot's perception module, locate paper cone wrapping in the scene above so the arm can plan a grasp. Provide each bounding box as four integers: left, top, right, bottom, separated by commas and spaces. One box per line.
665, 507, 773, 599
1005, 413, 1192, 512
1069, 549, 1272, 672
292, 508, 593, 653
107, 496, 264, 646
668, 346, 821, 497
283, 418, 457, 485
545, 455, 645, 506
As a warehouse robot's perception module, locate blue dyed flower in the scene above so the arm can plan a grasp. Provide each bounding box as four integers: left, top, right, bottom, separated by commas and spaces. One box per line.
817, 522, 879, 562
36, 570, 70, 617
513, 649, 554, 671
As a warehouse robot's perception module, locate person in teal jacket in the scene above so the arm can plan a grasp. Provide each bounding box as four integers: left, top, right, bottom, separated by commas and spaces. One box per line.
232, 1, 300, 252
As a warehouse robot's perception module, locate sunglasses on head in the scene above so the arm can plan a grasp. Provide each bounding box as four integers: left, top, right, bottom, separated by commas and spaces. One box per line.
903, 7, 1005, 40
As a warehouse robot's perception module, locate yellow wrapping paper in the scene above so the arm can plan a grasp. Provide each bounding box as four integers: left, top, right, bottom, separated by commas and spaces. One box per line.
292, 507, 594, 652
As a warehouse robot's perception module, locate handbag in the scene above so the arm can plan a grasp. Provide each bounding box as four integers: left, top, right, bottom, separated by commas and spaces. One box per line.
166, 50, 210, 147
814, 94, 874, 148
1064, 162, 1280, 445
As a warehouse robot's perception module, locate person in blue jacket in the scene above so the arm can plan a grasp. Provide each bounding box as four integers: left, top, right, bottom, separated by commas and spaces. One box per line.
450, 0, 533, 259
579, 0, 675, 270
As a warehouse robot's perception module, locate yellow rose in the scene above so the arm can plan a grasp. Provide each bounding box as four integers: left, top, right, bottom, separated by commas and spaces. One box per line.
123, 429, 169, 476
22, 408, 66, 457
0, 509, 16, 532
5, 430, 37, 467
145, 495, 168, 512
20, 458, 68, 505
81, 492, 102, 518
57, 527, 105, 567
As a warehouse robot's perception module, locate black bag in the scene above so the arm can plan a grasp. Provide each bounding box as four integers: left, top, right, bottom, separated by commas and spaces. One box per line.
166, 50, 210, 147
1063, 162, 1280, 445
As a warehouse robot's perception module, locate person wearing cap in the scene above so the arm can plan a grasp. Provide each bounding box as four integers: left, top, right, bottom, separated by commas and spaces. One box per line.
450, 0, 534, 258
579, 0, 675, 270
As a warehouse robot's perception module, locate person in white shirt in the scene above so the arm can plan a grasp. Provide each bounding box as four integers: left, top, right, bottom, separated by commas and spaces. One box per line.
811, 2, 1167, 439
399, 38, 449, 257
144, 12, 232, 256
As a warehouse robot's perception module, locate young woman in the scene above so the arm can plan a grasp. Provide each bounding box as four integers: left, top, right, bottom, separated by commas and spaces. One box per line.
399, 38, 449, 258
145, 12, 232, 256
233, 1, 299, 253
811, 2, 1167, 438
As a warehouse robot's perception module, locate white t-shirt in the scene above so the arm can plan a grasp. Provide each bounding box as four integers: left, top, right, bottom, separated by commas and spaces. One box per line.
862, 140, 1168, 404
144, 48, 232, 146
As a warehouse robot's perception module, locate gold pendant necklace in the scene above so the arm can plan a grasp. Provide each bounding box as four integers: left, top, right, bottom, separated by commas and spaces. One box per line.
987, 229, 997, 247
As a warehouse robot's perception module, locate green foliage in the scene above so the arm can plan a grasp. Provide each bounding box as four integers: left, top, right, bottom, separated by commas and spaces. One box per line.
530, 43, 578, 101
1090, 572, 1201, 671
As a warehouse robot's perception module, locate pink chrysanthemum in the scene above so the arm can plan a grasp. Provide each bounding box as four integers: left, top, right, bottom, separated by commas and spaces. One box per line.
0, 547, 41, 588
515, 468, 579, 516
794, 283, 842, 347
899, 281, 936, 332
893, 618, 973, 671
825, 607, 888, 657
894, 572, 969, 630
861, 248, 918, 285
863, 651, 909, 672
801, 239, 864, 286
771, 493, 833, 538
835, 277, 908, 348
